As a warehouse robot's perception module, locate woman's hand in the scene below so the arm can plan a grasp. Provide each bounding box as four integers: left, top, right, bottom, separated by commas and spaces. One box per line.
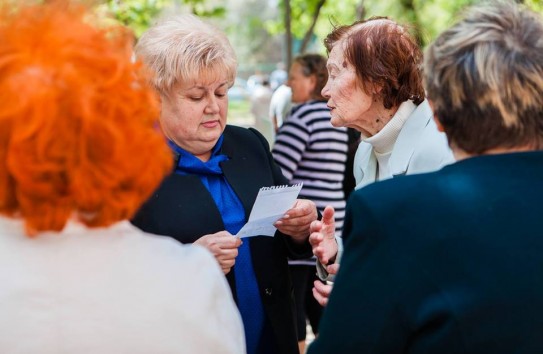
309, 205, 338, 265
274, 199, 318, 243
312, 263, 339, 306
195, 231, 242, 274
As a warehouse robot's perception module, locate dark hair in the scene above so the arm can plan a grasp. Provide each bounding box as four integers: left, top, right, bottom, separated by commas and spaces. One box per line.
424, 1, 543, 154
293, 54, 328, 100
324, 17, 425, 109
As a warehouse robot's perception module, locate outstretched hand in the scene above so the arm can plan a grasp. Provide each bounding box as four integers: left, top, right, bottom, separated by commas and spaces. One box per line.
309, 205, 338, 265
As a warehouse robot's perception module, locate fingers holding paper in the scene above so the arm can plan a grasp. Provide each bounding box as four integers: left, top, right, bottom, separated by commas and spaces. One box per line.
275, 199, 318, 242
194, 231, 241, 274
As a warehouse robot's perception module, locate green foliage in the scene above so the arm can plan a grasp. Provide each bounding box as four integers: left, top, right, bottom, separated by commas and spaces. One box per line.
315, 0, 361, 45
99, 0, 171, 37
265, 0, 339, 41
524, 0, 543, 12
268, 0, 543, 52
317, 0, 479, 47
180, 0, 226, 16
100, 0, 225, 38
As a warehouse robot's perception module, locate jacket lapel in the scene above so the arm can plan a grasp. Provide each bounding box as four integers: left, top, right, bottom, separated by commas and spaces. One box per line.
220, 138, 264, 218
389, 100, 433, 176
354, 142, 377, 189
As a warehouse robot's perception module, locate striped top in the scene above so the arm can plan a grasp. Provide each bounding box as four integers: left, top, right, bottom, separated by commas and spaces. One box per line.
272, 100, 349, 233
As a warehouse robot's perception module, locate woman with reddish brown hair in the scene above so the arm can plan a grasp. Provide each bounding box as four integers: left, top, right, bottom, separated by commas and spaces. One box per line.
0, 2, 244, 353
310, 17, 454, 304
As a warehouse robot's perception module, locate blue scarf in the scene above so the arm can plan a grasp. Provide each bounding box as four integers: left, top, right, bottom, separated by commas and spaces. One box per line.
170, 136, 266, 354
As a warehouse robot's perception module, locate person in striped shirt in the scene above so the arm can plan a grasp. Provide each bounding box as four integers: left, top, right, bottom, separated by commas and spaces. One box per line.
272, 53, 349, 353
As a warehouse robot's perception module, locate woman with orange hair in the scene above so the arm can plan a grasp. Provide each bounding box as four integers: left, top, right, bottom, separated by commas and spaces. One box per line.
0, 2, 244, 353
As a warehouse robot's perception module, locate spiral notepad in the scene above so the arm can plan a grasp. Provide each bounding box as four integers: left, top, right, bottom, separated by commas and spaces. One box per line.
236, 183, 303, 238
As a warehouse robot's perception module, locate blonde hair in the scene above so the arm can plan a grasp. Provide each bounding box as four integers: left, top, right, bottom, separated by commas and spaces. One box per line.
425, 1, 543, 154
0, 1, 172, 235
135, 14, 237, 94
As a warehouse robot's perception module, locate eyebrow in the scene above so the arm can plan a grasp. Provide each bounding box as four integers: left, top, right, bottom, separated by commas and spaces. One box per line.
326, 62, 340, 71
189, 81, 230, 90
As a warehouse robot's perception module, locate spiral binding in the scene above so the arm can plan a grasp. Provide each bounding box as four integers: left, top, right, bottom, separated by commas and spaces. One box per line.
259, 182, 303, 192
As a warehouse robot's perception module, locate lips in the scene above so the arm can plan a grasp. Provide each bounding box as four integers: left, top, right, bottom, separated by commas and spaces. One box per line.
202, 120, 219, 128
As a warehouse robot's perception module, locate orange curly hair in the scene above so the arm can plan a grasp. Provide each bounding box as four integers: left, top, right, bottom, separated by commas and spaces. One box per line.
0, 1, 173, 236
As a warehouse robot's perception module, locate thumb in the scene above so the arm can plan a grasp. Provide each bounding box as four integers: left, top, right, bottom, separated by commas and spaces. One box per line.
322, 206, 335, 225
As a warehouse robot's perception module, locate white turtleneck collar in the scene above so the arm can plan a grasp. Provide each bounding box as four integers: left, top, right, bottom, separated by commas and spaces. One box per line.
362, 100, 417, 181
363, 100, 417, 154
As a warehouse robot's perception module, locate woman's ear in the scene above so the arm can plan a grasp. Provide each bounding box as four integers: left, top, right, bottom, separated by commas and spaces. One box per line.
309, 75, 317, 91
428, 99, 445, 132
434, 116, 445, 132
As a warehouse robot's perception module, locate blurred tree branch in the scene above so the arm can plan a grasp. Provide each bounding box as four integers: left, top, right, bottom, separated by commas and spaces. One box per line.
299, 0, 326, 53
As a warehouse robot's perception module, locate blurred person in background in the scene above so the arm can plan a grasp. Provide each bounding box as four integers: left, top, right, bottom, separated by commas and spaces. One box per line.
250, 75, 274, 145
310, 16, 454, 304
309, 1, 543, 353
132, 14, 318, 354
272, 53, 349, 354
270, 61, 288, 91
0, 2, 244, 353
269, 82, 292, 133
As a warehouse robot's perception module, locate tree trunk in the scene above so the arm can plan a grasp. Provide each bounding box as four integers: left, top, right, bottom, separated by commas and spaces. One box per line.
356, 0, 366, 20
285, 0, 292, 69
299, 0, 327, 54
400, 0, 424, 46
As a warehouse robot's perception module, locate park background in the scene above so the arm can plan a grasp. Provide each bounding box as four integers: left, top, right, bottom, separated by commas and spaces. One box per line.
99, 0, 543, 126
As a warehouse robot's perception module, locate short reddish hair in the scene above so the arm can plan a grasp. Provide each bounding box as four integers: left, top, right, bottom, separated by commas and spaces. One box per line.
324, 17, 425, 109
0, 1, 172, 235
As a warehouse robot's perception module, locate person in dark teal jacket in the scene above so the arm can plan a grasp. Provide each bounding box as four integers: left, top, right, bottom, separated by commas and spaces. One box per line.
308, 1, 543, 353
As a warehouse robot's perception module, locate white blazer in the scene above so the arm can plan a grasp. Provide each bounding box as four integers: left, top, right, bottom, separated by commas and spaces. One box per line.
354, 100, 454, 189
0, 217, 246, 354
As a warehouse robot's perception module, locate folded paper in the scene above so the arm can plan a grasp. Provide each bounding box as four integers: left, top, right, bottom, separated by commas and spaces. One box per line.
236, 183, 303, 238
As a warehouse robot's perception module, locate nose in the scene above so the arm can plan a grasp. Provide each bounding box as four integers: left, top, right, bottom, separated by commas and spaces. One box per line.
204, 96, 220, 114
321, 79, 331, 99
286, 76, 293, 88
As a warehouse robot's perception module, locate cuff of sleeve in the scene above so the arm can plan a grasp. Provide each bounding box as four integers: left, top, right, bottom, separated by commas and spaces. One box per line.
315, 236, 343, 281
316, 260, 334, 281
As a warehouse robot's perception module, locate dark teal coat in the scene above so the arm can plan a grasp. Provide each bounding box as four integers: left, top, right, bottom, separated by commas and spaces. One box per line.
309, 151, 543, 354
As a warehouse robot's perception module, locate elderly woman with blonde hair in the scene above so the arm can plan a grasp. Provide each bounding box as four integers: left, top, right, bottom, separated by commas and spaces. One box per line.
0, 2, 245, 353
132, 13, 318, 354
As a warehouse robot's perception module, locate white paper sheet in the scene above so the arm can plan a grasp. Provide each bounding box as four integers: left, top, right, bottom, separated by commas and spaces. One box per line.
236, 183, 303, 238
